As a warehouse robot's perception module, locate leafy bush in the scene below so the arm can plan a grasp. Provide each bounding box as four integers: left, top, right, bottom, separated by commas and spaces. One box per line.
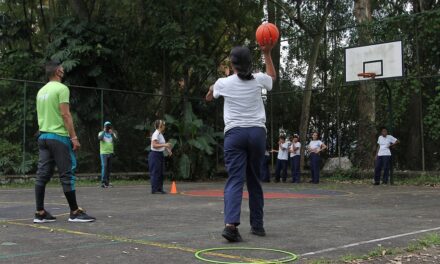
165, 103, 222, 180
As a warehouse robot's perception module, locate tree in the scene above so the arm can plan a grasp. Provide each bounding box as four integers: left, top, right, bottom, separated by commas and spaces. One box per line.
353, 0, 376, 169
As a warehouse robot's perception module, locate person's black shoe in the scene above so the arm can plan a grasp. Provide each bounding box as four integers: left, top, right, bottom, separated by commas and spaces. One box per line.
373, 182, 380, 185
251, 227, 266, 237
160, 191, 167, 194
106, 183, 113, 188
222, 226, 242, 242
308, 180, 314, 183
282, 179, 287, 183
33, 210, 56, 223
382, 181, 389, 185
68, 208, 96, 223
274, 179, 280, 183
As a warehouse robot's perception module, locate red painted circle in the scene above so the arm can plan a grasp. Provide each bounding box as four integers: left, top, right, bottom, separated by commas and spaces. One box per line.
182, 190, 323, 199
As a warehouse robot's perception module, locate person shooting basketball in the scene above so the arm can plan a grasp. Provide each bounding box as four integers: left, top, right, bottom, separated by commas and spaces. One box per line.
205, 22, 278, 242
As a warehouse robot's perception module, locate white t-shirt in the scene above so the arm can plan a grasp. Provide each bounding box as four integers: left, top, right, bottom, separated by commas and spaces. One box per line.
277, 142, 289, 160
213, 72, 273, 133
151, 129, 166, 152
308, 140, 323, 153
290, 142, 301, 157
377, 135, 397, 156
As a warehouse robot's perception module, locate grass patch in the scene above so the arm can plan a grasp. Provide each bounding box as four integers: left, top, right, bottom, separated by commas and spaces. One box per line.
0, 179, 148, 189
306, 233, 440, 263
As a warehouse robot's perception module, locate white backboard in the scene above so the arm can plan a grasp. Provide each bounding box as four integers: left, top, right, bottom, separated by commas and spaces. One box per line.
344, 41, 403, 83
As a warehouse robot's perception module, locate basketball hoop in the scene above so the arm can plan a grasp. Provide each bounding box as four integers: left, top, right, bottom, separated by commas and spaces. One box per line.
357, 72, 377, 79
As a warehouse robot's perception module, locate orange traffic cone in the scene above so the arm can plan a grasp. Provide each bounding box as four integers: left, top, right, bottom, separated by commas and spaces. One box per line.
170, 181, 178, 194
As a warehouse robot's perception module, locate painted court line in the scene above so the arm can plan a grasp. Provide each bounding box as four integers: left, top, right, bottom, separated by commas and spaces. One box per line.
5, 221, 269, 263
300, 226, 440, 256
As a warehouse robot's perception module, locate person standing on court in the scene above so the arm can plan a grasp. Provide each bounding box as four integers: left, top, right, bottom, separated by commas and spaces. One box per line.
205, 44, 276, 242
273, 135, 289, 183
149, 120, 172, 194
98, 121, 117, 188
289, 134, 301, 183
374, 127, 399, 185
307, 132, 327, 184
260, 146, 271, 183
34, 60, 95, 223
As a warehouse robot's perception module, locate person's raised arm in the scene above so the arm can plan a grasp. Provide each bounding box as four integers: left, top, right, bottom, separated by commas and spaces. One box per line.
60, 103, 80, 151
260, 43, 276, 81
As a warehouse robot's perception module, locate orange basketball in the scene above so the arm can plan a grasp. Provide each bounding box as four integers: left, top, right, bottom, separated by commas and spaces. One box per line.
256, 22, 279, 46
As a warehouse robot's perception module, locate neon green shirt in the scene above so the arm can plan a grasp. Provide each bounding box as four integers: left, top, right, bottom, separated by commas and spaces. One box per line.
98, 131, 116, 154
36, 81, 70, 136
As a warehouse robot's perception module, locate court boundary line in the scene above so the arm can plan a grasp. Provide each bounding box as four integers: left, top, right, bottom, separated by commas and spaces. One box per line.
4, 221, 272, 263
300, 226, 440, 256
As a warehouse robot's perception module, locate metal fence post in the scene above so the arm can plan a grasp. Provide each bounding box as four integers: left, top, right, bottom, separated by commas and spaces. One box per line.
22, 81, 27, 175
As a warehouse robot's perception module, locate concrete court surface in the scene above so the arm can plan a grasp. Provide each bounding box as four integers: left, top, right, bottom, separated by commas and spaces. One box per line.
0, 181, 439, 263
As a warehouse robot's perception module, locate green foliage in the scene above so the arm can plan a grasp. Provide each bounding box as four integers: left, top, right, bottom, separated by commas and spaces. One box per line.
165, 103, 221, 180
424, 85, 440, 140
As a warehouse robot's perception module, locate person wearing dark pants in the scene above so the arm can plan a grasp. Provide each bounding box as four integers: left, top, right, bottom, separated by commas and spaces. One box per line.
206, 43, 276, 242
289, 134, 301, 183
260, 148, 271, 182
307, 132, 327, 184
374, 127, 399, 185
274, 136, 289, 182
224, 127, 266, 233
148, 120, 172, 194
98, 121, 117, 188
34, 60, 95, 223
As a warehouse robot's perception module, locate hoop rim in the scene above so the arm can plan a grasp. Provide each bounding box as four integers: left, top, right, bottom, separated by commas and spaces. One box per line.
357, 72, 377, 79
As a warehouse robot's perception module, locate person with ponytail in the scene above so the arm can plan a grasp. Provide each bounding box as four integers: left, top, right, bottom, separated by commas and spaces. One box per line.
206, 44, 276, 242
148, 120, 172, 194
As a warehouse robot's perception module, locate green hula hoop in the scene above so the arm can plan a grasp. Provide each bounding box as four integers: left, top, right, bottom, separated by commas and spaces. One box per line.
194, 247, 298, 264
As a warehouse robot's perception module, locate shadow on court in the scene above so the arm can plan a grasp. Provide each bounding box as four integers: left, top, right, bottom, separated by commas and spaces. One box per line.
1, 182, 439, 263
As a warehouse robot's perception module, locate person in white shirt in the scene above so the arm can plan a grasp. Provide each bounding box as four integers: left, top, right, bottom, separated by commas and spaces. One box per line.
289, 134, 301, 183
274, 136, 289, 182
205, 44, 276, 242
307, 132, 327, 184
148, 120, 172, 194
374, 127, 399, 185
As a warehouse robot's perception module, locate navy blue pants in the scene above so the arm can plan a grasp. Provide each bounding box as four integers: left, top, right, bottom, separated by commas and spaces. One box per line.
290, 155, 300, 183
260, 155, 271, 182
374, 156, 391, 184
223, 127, 266, 228
100, 154, 112, 185
148, 151, 164, 192
310, 153, 321, 183
275, 159, 288, 181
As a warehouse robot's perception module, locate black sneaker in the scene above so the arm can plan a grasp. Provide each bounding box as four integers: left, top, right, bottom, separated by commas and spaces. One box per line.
373, 182, 380, 185
251, 227, 266, 237
33, 210, 56, 223
68, 208, 96, 223
222, 226, 242, 242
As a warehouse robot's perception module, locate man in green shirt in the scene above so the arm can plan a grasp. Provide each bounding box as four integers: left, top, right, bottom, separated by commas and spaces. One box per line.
34, 60, 95, 223
98, 121, 117, 188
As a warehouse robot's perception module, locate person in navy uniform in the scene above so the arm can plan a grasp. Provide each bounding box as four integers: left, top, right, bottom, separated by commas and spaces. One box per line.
148, 120, 172, 194
205, 44, 276, 242
289, 134, 301, 183
374, 127, 399, 185
307, 132, 327, 184
260, 146, 271, 183
273, 136, 289, 183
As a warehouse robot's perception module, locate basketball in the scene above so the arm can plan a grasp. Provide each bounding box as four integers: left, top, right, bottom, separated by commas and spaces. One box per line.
256, 22, 279, 46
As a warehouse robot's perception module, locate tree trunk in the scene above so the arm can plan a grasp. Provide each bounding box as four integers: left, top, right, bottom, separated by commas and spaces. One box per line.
353, 0, 376, 169
160, 50, 170, 117
298, 3, 332, 171
68, 0, 89, 21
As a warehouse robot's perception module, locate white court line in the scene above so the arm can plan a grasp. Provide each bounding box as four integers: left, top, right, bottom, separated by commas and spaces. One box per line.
300, 226, 440, 256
